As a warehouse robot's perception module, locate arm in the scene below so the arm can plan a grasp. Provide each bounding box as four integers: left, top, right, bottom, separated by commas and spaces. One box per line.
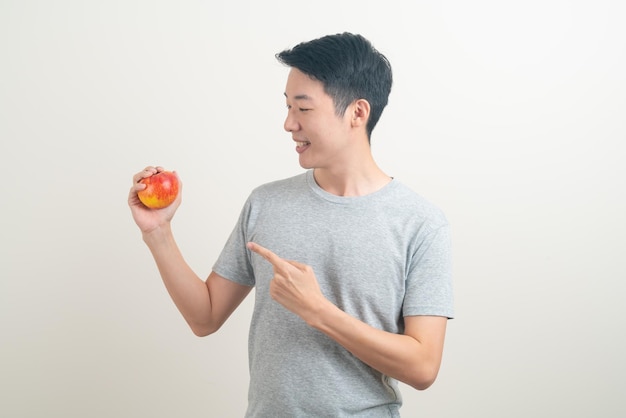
247, 241, 447, 390
129, 167, 252, 336
142, 226, 252, 336
308, 305, 446, 390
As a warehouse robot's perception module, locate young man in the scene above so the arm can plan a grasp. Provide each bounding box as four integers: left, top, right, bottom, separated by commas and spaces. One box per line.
129, 33, 453, 417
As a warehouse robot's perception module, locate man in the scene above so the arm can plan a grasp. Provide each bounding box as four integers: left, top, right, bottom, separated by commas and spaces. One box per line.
129, 32, 453, 417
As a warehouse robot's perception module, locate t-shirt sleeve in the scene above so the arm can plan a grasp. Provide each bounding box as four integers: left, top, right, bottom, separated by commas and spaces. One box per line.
402, 224, 454, 319
212, 198, 256, 287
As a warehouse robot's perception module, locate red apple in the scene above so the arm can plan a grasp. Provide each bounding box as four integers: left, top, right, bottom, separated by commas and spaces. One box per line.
137, 171, 179, 209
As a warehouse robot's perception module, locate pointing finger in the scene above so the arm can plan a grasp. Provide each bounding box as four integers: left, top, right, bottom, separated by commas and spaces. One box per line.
247, 242, 285, 267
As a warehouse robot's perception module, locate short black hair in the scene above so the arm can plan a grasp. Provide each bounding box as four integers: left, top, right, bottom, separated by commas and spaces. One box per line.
276, 32, 393, 140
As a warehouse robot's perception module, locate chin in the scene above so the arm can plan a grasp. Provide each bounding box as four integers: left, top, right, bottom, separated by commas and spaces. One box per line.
298, 157, 314, 169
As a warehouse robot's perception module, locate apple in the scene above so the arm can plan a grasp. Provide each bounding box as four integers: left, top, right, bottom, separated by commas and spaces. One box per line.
137, 171, 179, 209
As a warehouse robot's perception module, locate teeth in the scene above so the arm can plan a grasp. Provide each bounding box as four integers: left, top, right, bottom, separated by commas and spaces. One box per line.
296, 141, 310, 147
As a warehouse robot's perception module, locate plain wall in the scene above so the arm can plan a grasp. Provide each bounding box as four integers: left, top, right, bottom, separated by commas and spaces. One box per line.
1, 1, 625, 417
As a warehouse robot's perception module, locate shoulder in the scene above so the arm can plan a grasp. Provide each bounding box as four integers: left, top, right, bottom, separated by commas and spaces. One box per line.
385, 180, 448, 230
244, 172, 309, 209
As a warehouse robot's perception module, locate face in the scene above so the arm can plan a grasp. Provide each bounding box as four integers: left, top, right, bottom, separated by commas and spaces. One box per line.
283, 68, 353, 170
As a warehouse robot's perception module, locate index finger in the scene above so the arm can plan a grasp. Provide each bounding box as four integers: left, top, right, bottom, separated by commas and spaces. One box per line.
132, 166, 166, 184
247, 242, 285, 267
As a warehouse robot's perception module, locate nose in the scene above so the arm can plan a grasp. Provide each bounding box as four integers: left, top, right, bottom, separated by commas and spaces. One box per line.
284, 111, 299, 132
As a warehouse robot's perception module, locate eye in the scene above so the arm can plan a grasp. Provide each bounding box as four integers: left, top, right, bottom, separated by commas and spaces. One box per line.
285, 103, 311, 112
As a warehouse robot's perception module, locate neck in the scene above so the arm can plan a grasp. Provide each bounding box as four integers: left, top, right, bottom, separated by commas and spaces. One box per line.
313, 156, 391, 197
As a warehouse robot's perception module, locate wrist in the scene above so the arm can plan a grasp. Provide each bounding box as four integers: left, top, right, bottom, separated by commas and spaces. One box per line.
305, 297, 339, 331
142, 222, 174, 247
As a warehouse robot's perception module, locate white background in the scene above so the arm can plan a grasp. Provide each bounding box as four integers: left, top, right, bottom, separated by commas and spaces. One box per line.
1, 1, 625, 417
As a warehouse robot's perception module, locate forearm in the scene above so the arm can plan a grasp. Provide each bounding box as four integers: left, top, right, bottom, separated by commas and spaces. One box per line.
142, 223, 213, 335
307, 300, 445, 390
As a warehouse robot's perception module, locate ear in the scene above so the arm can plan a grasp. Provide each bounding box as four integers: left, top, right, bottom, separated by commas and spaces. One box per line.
349, 99, 371, 129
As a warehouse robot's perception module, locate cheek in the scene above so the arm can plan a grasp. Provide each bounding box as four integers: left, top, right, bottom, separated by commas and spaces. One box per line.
311, 119, 338, 139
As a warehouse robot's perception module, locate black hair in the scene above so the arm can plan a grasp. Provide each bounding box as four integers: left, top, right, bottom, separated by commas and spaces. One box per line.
276, 32, 393, 140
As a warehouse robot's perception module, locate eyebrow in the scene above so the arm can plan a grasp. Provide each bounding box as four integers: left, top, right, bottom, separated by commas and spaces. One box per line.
284, 93, 313, 101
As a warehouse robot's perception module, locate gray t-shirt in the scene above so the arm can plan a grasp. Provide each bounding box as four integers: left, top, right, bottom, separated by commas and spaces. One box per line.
213, 170, 454, 417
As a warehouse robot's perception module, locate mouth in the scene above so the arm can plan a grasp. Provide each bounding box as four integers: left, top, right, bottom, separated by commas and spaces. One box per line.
294, 140, 311, 154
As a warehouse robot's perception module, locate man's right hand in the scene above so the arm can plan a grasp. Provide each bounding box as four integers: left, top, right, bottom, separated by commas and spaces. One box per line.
128, 166, 182, 234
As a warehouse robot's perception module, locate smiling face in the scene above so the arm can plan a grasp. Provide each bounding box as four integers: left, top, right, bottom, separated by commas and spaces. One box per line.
283, 68, 354, 170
